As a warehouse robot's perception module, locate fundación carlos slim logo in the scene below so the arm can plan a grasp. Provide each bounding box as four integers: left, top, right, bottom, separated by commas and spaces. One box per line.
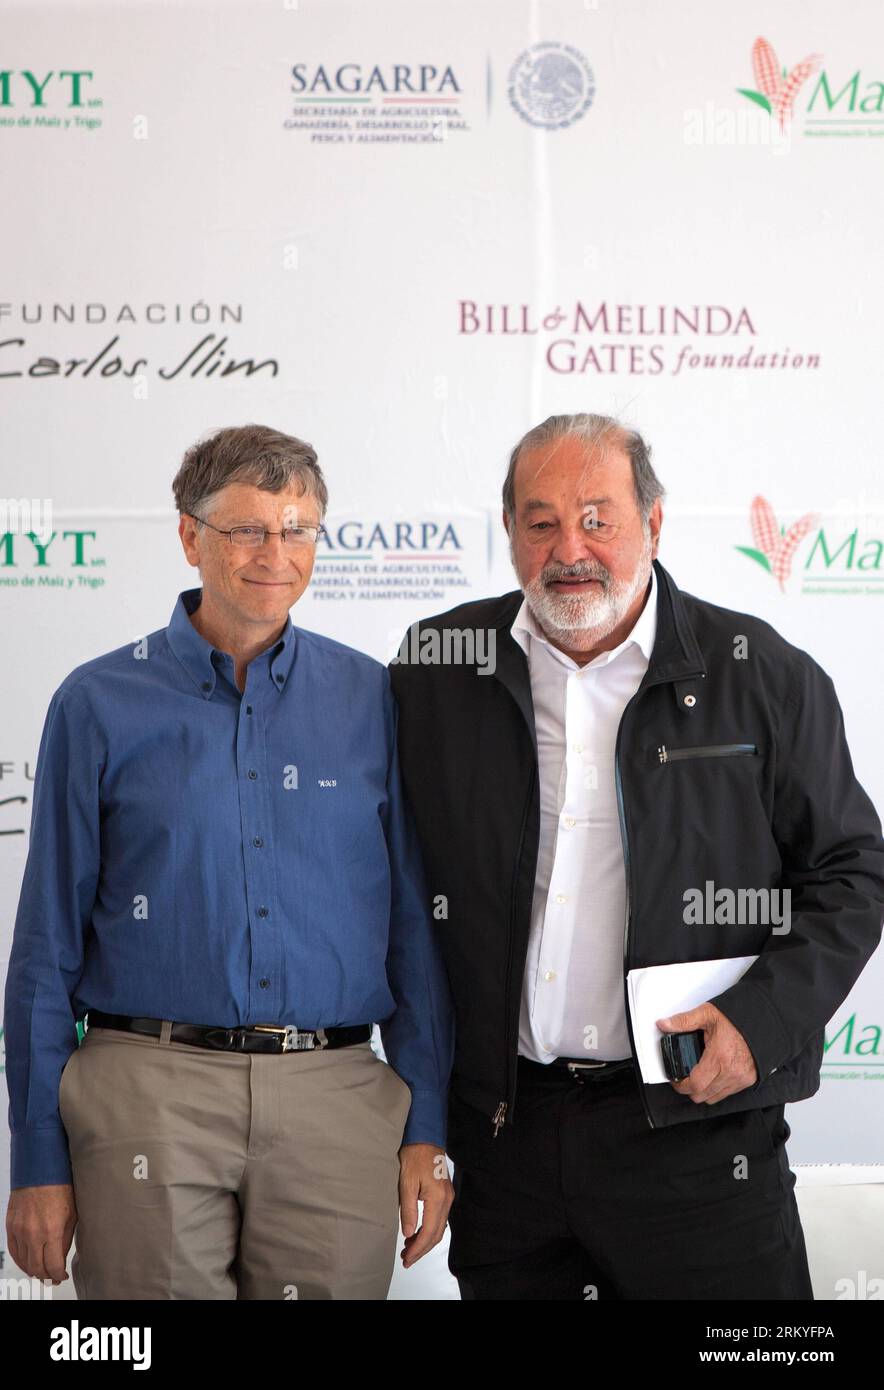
508, 42, 595, 129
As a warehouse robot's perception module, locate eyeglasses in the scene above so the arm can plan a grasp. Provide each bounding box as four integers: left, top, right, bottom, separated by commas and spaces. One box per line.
189, 515, 326, 547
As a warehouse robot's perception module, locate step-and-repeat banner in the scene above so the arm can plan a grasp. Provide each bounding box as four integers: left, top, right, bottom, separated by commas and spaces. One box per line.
2, 0, 883, 1249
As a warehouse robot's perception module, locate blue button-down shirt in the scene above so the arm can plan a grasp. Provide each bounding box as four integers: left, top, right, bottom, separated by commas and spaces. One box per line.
5, 587, 454, 1189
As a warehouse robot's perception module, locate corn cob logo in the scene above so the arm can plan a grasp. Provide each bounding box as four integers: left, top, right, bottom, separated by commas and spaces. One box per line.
737, 37, 823, 130
736, 496, 820, 591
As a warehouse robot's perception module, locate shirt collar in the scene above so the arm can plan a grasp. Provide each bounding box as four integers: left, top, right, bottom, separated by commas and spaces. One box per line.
166, 587, 297, 698
511, 564, 658, 671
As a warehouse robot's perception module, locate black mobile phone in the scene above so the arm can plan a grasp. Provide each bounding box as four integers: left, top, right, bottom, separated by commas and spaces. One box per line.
660, 1029, 706, 1081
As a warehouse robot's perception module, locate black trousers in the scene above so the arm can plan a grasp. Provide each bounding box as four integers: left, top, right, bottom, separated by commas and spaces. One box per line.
447, 1055, 814, 1300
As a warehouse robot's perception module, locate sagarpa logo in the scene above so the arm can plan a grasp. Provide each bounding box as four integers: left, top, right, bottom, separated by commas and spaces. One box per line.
735, 495, 819, 591
737, 37, 822, 130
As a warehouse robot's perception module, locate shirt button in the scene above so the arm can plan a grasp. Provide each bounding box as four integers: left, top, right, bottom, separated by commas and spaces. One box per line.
275, 673, 284, 684
248, 769, 258, 780
257, 906, 269, 918
253, 837, 263, 848
573, 743, 583, 753
201, 681, 211, 692
563, 816, 575, 828
259, 978, 270, 989
246, 705, 253, 715
555, 894, 566, 904
543, 970, 556, 982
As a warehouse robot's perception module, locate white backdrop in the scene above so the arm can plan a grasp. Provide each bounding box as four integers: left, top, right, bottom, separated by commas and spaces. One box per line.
2, 0, 883, 1293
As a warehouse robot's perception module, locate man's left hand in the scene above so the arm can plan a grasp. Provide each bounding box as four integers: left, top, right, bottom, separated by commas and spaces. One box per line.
656, 1002, 758, 1104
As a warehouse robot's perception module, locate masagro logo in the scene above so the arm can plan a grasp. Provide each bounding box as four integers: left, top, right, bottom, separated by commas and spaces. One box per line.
737, 37, 822, 131
823, 1011, 884, 1080
736, 495, 884, 596
736, 35, 884, 139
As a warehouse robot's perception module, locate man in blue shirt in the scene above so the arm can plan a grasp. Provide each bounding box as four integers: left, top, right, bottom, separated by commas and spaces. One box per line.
4, 423, 454, 1300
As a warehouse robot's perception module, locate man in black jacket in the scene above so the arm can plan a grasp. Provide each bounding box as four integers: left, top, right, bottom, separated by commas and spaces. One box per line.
389, 412, 884, 1300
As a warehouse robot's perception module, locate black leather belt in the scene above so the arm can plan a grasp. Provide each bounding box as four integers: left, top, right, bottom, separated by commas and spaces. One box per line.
519, 1053, 635, 1085
85, 1010, 371, 1054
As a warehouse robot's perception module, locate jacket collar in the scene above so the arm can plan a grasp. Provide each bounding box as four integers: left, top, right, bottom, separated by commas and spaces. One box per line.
166, 587, 298, 698
491, 559, 706, 751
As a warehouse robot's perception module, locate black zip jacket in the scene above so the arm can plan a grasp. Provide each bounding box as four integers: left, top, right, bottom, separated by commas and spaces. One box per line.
389, 559, 884, 1137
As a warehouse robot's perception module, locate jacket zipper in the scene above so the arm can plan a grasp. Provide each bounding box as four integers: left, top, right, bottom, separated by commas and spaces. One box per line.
494, 763, 535, 1137
614, 693, 656, 1132
658, 742, 756, 764
614, 672, 716, 1128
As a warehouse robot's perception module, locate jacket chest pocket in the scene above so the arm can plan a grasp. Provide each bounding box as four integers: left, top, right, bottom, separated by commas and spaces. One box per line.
656, 742, 758, 765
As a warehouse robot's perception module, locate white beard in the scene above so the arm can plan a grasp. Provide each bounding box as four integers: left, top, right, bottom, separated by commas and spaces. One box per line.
513, 525, 653, 651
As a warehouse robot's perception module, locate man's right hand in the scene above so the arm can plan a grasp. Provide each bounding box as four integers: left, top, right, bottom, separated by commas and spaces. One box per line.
6, 1184, 77, 1284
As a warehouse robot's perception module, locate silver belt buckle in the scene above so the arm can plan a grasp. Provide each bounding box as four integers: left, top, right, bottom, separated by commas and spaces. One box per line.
566, 1060, 609, 1077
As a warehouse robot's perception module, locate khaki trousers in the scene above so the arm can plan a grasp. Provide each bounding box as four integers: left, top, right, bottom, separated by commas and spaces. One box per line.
58, 1024, 413, 1300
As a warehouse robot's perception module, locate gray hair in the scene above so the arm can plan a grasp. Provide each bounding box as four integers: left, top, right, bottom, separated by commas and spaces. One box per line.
172, 423, 328, 523
502, 413, 665, 523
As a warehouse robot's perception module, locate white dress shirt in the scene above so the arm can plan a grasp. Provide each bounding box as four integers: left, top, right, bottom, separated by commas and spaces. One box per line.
511, 567, 658, 1063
